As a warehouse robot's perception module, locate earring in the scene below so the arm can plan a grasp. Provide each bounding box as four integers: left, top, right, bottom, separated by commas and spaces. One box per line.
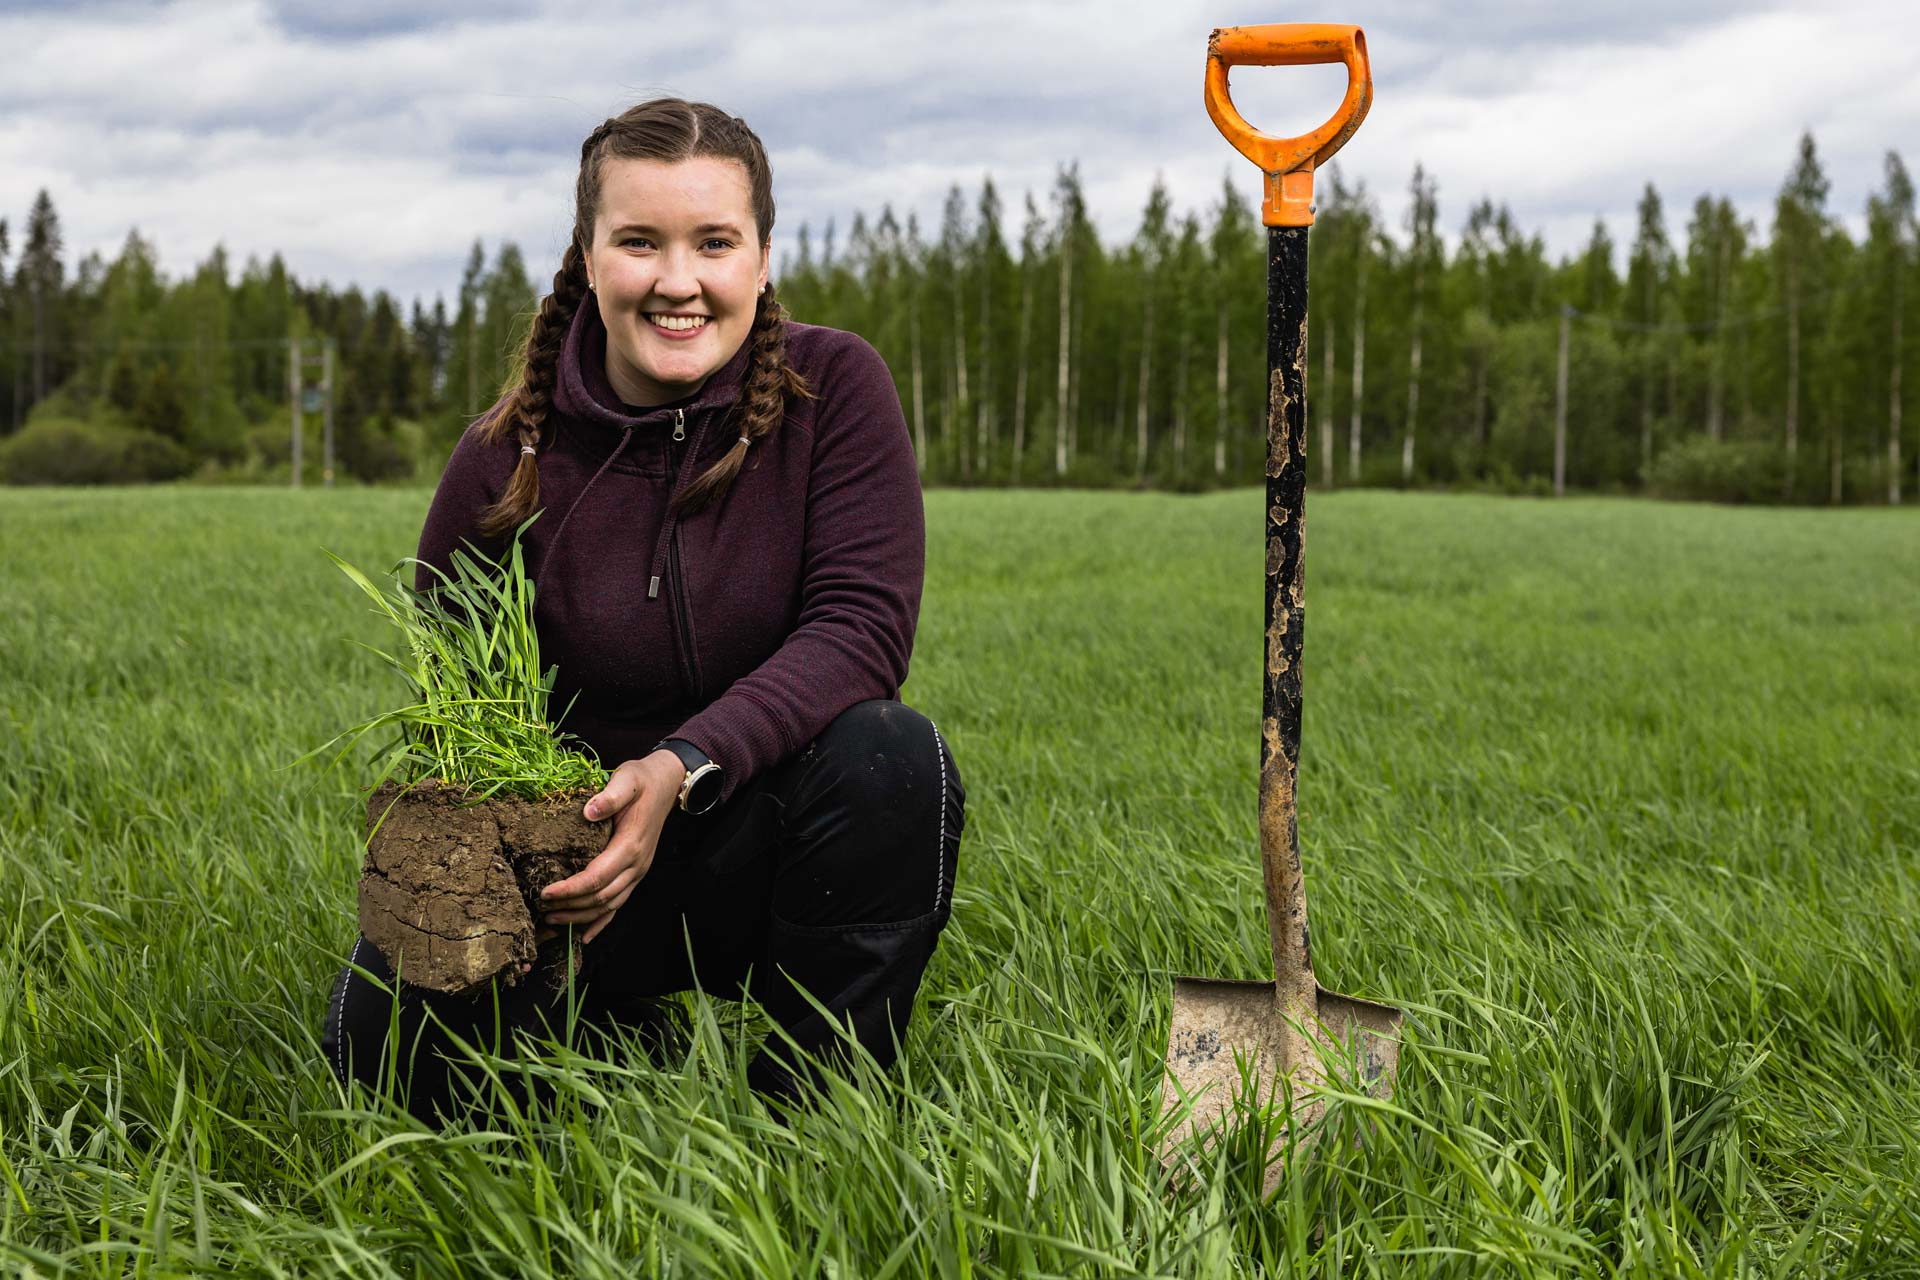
587, 279, 596, 291
757, 283, 766, 295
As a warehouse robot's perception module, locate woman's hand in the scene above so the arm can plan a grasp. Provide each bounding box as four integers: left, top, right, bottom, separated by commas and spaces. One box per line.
539, 749, 686, 944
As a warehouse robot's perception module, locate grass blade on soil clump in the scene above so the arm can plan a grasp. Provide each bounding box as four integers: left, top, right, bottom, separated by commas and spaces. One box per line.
301, 517, 606, 804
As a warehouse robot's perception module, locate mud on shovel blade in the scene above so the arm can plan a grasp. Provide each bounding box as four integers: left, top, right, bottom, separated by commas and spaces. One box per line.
1159, 22, 1401, 1193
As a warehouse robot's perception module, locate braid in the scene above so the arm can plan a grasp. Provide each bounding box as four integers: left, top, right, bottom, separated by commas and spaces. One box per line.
673, 281, 811, 516
476, 238, 590, 537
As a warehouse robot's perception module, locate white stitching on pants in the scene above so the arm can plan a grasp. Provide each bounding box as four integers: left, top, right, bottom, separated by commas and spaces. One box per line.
930, 719, 950, 916
333, 937, 362, 1085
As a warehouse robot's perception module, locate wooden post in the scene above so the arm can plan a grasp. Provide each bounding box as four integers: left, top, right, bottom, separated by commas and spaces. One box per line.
1554, 305, 1571, 497
321, 340, 336, 488
288, 337, 302, 490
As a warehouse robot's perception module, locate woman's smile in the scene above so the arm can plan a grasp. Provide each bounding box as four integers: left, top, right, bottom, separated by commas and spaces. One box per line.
644, 312, 711, 337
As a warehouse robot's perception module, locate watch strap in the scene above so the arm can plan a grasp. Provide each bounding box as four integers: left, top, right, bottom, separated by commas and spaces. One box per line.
659, 738, 723, 814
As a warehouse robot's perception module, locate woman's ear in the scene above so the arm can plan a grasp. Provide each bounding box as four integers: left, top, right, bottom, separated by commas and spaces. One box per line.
758, 239, 771, 293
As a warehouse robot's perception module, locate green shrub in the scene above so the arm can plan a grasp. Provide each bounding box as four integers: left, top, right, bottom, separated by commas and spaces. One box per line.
1645, 437, 1788, 504
0, 417, 193, 485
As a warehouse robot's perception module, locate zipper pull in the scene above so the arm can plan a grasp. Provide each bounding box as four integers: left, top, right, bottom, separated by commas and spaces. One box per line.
672, 408, 686, 442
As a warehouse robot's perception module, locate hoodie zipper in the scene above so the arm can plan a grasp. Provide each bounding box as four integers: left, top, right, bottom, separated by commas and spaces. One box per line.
664, 406, 702, 700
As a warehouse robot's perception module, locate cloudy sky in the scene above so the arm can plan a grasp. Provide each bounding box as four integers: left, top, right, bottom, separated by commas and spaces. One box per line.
3, 0, 1916, 308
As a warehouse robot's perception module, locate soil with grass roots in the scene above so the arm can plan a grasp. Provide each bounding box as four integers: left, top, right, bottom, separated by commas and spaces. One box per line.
358, 781, 606, 994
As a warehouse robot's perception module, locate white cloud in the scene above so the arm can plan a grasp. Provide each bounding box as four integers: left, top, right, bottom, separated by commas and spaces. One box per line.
1, 0, 1915, 305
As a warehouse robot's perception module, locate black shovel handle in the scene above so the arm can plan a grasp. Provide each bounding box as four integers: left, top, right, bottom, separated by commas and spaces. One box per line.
1259, 226, 1316, 1006
1204, 23, 1372, 1005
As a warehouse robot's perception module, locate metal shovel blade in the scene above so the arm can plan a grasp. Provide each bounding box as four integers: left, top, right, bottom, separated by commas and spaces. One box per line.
1160, 978, 1401, 1186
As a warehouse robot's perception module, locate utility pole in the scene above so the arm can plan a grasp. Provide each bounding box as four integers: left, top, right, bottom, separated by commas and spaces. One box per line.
1554, 305, 1571, 497
321, 339, 336, 487
289, 338, 302, 490
288, 336, 334, 489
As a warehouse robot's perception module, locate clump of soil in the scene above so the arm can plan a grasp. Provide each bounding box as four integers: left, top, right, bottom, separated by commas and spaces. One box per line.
358, 780, 607, 995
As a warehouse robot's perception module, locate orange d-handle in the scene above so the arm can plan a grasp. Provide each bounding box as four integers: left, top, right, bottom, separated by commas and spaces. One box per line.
1205, 24, 1371, 227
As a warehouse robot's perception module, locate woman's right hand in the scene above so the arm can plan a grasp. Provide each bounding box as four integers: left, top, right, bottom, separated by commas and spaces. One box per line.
537, 749, 686, 944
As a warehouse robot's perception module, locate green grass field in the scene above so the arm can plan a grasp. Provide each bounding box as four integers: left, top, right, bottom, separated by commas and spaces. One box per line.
2, 487, 1917, 1276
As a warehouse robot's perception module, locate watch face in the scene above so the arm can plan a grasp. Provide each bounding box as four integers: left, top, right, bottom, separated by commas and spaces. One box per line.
685, 764, 723, 815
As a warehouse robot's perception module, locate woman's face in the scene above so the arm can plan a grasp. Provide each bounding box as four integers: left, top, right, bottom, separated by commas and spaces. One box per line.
585, 155, 770, 407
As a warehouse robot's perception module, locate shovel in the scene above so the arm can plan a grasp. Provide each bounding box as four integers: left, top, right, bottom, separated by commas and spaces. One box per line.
1158, 22, 1401, 1192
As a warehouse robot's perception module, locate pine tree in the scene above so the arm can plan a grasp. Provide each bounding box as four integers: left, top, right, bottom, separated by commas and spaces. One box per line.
21, 190, 64, 406
453, 239, 486, 417
1012, 193, 1045, 484
936, 187, 970, 478
1627, 183, 1674, 476
1169, 213, 1204, 482
481, 242, 534, 398
1685, 196, 1743, 442
1459, 199, 1498, 460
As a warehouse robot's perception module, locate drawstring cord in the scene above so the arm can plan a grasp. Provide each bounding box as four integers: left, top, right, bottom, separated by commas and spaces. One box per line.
526, 410, 735, 604
531, 427, 632, 599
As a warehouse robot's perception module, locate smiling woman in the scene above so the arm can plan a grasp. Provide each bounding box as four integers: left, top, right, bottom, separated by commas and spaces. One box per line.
319, 98, 967, 1123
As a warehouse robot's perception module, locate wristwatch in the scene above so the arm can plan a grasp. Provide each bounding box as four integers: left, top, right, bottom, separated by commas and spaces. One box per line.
661, 738, 724, 815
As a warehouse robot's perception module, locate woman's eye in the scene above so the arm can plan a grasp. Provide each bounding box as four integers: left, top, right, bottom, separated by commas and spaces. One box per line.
703, 238, 733, 251
621, 236, 652, 249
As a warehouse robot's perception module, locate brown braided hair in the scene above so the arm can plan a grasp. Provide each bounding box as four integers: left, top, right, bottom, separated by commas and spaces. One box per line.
477, 99, 809, 535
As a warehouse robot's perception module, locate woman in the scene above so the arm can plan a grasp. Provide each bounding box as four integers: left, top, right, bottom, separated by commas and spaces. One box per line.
322, 98, 965, 1120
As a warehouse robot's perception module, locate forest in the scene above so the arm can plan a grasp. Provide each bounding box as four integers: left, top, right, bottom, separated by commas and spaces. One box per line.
0, 131, 1912, 504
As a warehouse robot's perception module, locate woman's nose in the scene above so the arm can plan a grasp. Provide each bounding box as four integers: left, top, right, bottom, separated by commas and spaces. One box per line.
652, 247, 699, 299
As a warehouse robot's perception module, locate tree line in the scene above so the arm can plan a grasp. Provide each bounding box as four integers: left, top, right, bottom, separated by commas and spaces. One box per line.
1, 131, 1912, 503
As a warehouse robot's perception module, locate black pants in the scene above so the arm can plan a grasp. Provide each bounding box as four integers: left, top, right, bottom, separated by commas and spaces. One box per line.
322, 699, 964, 1123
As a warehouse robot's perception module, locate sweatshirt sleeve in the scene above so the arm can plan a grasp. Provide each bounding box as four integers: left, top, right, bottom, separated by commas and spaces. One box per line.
414, 411, 513, 596
668, 332, 925, 804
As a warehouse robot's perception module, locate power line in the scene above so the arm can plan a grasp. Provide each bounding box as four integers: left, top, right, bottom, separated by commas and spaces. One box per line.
1566, 274, 1868, 334
0, 336, 304, 353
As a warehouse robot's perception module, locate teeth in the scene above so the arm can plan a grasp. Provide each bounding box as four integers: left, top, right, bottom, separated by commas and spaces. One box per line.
648, 314, 708, 332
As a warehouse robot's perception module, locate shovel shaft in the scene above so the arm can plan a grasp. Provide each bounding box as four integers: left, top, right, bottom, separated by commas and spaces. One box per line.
1262, 225, 1316, 1008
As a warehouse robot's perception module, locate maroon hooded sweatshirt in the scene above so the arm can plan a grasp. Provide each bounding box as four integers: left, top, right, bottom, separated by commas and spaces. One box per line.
415, 299, 924, 808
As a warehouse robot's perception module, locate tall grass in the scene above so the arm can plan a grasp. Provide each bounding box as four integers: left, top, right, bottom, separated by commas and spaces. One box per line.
1, 487, 1915, 1276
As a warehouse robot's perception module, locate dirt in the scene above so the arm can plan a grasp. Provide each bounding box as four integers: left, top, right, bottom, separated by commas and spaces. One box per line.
358, 780, 607, 995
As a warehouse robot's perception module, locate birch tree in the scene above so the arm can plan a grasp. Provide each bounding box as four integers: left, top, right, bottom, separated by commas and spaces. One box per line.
1012, 193, 1044, 484
1402, 163, 1439, 482
1209, 176, 1255, 478
974, 177, 1007, 481
1775, 132, 1830, 498
1133, 176, 1172, 480
1866, 151, 1913, 504
1053, 165, 1086, 477
905, 213, 929, 469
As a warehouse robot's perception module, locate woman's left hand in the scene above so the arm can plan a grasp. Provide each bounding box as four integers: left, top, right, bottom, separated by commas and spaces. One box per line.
539, 749, 685, 944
